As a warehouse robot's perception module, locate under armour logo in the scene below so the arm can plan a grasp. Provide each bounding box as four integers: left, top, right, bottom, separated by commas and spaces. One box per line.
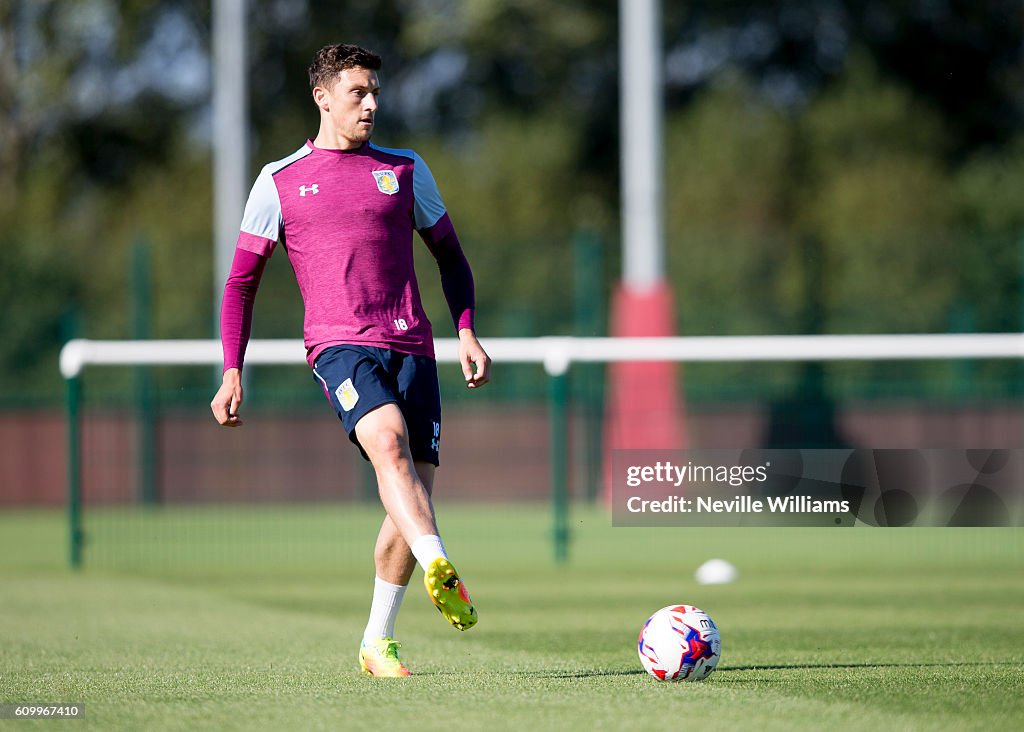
431, 438, 439, 452
299, 184, 319, 196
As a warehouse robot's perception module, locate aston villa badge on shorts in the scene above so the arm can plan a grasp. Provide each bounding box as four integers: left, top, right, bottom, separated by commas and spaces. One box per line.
371, 169, 399, 195
336, 378, 359, 411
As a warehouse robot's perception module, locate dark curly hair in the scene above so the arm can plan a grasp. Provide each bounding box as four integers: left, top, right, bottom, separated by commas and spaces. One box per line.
308, 44, 382, 91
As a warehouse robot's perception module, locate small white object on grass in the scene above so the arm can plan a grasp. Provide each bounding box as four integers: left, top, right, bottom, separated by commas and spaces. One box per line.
695, 558, 738, 585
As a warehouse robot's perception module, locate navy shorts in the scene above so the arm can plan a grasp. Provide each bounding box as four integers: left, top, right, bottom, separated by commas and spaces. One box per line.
312, 345, 442, 466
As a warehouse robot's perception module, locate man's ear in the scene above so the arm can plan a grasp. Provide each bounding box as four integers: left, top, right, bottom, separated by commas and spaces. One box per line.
312, 86, 330, 112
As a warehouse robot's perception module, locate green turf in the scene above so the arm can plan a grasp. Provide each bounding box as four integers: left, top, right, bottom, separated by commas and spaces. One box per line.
1, 504, 1022, 731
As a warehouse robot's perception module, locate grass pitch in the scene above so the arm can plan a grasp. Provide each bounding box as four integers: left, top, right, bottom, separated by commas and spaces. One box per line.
1, 504, 1022, 731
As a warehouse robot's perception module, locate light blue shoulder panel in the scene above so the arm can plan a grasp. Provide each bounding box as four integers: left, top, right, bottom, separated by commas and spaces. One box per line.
370, 143, 447, 230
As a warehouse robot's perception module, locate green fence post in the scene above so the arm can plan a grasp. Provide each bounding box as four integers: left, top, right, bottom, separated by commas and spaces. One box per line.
1018, 231, 1024, 396
66, 374, 84, 570
548, 351, 570, 563
572, 228, 606, 503
132, 236, 157, 505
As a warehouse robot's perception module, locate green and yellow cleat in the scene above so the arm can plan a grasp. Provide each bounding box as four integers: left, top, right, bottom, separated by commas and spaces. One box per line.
424, 557, 477, 631
358, 637, 411, 678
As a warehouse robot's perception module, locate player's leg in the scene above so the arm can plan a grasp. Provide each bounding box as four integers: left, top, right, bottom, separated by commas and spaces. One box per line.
396, 462, 479, 632
313, 346, 476, 655
355, 408, 460, 583
369, 463, 436, 588
313, 346, 448, 560
356, 423, 436, 677
392, 359, 478, 633
359, 464, 435, 648
358, 523, 415, 677
357, 465, 469, 674
357, 406, 476, 631
355, 403, 439, 543
357, 579, 410, 676
371, 516, 417, 586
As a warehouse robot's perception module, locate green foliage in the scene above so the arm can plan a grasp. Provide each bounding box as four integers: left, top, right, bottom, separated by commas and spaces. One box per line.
665, 78, 795, 336
2, 2, 1022, 404
659, 54, 1022, 401
949, 137, 1024, 334
412, 114, 585, 338
955, 135, 1024, 235
802, 55, 957, 334
0, 231, 79, 401
665, 57, 965, 340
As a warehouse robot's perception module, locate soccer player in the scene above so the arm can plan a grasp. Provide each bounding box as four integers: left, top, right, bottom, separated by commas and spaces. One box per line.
210, 43, 490, 677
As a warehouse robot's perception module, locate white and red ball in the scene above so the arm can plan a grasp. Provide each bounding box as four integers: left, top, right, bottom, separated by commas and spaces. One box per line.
637, 604, 721, 681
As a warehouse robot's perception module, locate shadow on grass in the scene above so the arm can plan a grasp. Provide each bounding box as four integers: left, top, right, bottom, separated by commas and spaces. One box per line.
719, 661, 1015, 673
414, 661, 1017, 681
529, 669, 648, 679
410, 669, 647, 679
529, 662, 1007, 680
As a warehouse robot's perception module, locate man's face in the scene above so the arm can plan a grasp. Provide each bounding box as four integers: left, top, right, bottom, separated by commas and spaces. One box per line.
315, 66, 380, 148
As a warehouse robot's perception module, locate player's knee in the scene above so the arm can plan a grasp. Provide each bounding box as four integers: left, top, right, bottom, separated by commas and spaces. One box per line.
364, 428, 409, 464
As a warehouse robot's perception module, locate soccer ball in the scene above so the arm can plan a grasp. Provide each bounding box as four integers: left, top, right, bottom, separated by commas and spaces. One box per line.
637, 604, 721, 681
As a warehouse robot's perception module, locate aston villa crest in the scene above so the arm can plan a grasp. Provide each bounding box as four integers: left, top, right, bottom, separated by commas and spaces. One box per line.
371, 169, 399, 195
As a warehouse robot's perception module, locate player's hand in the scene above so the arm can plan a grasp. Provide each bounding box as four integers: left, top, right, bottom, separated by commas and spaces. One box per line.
458, 329, 491, 389
211, 368, 244, 426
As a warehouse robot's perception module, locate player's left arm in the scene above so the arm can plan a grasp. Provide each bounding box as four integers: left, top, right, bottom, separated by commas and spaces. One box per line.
421, 215, 490, 388
457, 326, 491, 388
412, 151, 491, 388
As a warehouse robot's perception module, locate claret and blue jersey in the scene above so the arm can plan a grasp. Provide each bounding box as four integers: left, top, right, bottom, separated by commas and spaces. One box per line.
224, 139, 473, 370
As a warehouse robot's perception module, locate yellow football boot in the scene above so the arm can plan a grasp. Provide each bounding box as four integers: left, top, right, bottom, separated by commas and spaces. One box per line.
424, 557, 477, 631
358, 637, 411, 677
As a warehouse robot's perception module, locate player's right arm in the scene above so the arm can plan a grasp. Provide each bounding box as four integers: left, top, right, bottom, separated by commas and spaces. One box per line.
211, 248, 269, 426
211, 164, 282, 427
211, 368, 244, 427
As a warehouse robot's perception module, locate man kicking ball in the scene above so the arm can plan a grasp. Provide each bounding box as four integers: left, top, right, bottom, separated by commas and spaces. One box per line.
211, 43, 490, 677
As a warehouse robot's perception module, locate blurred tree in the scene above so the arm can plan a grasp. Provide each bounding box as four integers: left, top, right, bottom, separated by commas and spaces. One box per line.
411, 113, 584, 338
953, 136, 1024, 333
665, 78, 794, 337
0, 0, 213, 398
802, 52, 957, 334
1, 0, 1022, 404
663, 1, 1023, 156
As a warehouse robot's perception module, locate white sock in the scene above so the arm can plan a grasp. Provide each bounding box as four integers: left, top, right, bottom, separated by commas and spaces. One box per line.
362, 576, 407, 643
410, 534, 448, 571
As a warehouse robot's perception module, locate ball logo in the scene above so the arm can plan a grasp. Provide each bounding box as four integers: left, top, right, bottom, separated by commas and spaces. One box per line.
372, 170, 399, 195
